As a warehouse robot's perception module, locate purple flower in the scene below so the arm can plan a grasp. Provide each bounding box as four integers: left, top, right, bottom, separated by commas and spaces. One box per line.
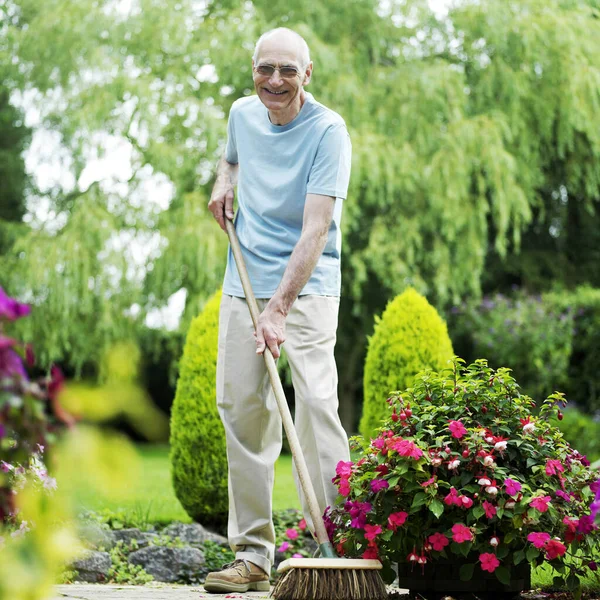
370, 478, 389, 493
555, 490, 571, 502
581, 455, 591, 467
345, 501, 372, 529
0, 347, 28, 380
577, 514, 596, 535
0, 423, 5, 439
0, 287, 31, 321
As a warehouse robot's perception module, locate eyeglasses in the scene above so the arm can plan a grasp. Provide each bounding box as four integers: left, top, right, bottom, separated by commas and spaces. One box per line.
253, 64, 303, 79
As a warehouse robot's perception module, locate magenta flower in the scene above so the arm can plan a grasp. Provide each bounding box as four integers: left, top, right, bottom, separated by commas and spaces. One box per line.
527, 532, 551, 549
364, 524, 382, 541
529, 496, 551, 512
292, 553, 302, 558
338, 478, 351, 497
555, 490, 571, 502
428, 532, 450, 551
483, 501, 497, 519
370, 478, 389, 493
448, 420, 467, 439
479, 553, 500, 573
371, 438, 385, 451
545, 459, 565, 476
504, 478, 522, 496
391, 439, 423, 459
278, 541, 290, 552
461, 495, 474, 508
444, 487, 461, 506
421, 476, 436, 487
577, 514, 595, 534
336, 461, 354, 477
346, 500, 372, 529
451, 523, 473, 543
285, 528, 299, 540
0, 287, 31, 321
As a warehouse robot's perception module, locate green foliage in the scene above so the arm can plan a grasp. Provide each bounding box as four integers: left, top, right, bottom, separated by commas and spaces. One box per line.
169, 289, 228, 527
449, 291, 574, 401
545, 287, 600, 414
360, 288, 454, 440
201, 540, 235, 575
107, 540, 154, 585
551, 408, 600, 463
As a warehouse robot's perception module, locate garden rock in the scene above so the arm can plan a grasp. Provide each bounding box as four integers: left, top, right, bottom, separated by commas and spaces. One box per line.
128, 546, 205, 583
78, 522, 115, 550
111, 528, 159, 548
163, 522, 227, 546
71, 550, 111, 583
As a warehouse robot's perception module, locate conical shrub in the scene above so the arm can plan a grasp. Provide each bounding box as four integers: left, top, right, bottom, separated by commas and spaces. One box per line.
359, 288, 454, 440
170, 289, 228, 527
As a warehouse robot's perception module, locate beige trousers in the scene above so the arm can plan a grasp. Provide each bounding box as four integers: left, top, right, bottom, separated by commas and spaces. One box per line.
216, 294, 350, 573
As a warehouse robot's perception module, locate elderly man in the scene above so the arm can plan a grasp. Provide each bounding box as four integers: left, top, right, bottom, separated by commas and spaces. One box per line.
204, 27, 352, 593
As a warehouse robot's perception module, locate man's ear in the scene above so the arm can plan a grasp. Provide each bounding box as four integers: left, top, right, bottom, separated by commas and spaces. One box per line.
303, 61, 313, 86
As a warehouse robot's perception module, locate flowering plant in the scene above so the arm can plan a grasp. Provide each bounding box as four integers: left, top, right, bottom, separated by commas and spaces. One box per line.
0, 286, 75, 523
326, 359, 600, 592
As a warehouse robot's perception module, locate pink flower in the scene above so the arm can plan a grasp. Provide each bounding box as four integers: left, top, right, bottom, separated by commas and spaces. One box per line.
444, 487, 462, 507
479, 553, 500, 573
336, 461, 354, 477
452, 523, 473, 543
298, 519, 307, 530
391, 439, 423, 460
362, 545, 379, 559
530, 496, 551, 512
504, 478, 522, 496
364, 524, 382, 542
483, 501, 497, 519
278, 541, 291, 552
387, 511, 408, 531
0, 287, 31, 321
577, 514, 595, 534
449, 420, 467, 439
555, 490, 571, 502
286, 528, 299, 540
338, 478, 351, 497
461, 495, 473, 508
545, 459, 565, 476
563, 517, 578, 533
527, 532, 551, 549
370, 478, 389, 493
421, 476, 436, 487
292, 553, 303, 558
428, 532, 450, 552
371, 438, 385, 451
545, 539, 567, 560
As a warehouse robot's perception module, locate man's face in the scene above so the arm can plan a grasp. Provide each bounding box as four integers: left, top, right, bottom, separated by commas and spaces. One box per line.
252, 35, 312, 112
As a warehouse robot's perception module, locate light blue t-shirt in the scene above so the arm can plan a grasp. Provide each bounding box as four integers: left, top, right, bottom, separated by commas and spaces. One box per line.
222, 92, 352, 298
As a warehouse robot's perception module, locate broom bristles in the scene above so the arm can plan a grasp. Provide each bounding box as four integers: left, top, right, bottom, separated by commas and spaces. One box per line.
271, 567, 388, 600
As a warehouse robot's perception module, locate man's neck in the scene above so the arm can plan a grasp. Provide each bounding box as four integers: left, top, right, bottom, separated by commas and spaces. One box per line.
268, 91, 306, 126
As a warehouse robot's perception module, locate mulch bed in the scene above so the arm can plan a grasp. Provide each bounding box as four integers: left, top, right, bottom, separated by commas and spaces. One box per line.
387, 590, 595, 600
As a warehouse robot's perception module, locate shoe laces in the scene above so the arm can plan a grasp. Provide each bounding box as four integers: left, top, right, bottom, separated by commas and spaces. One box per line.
222, 559, 250, 576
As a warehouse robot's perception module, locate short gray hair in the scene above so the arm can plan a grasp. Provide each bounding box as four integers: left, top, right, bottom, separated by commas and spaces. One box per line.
252, 28, 311, 67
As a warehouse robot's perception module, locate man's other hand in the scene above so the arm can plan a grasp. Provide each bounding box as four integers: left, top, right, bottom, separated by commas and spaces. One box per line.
255, 308, 286, 358
208, 182, 235, 232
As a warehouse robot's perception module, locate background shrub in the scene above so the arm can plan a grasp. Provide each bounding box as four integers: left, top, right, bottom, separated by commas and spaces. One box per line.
170, 289, 227, 528
359, 288, 454, 440
449, 291, 574, 401
551, 407, 600, 463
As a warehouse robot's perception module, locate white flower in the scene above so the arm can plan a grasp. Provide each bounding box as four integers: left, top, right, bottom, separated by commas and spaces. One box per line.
483, 456, 496, 468
523, 423, 536, 434
431, 457, 443, 467
448, 459, 460, 470
494, 441, 507, 451
478, 477, 492, 486
43, 476, 57, 491
417, 556, 427, 564
505, 500, 516, 509
485, 485, 498, 496
10, 521, 30, 539
490, 537, 499, 547
485, 436, 495, 444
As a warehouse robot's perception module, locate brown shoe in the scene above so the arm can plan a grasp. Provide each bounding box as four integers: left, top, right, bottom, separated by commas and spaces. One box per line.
204, 559, 270, 593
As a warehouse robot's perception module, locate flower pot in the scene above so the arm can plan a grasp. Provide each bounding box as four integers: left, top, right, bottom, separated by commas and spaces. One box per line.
396, 556, 531, 598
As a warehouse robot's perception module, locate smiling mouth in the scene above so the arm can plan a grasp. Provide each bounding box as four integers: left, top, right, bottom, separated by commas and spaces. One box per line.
264, 89, 288, 96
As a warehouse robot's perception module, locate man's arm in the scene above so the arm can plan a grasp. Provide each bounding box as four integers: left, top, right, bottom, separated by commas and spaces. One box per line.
208, 154, 239, 231
255, 193, 335, 358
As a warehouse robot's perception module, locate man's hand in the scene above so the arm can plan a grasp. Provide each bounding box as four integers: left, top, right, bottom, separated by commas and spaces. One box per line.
208, 181, 235, 232
255, 307, 286, 358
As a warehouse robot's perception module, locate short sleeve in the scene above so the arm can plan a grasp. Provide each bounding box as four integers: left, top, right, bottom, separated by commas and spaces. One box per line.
306, 123, 352, 199
225, 106, 238, 164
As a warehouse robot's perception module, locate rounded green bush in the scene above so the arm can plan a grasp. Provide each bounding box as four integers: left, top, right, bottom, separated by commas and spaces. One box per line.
359, 287, 454, 440
170, 289, 228, 527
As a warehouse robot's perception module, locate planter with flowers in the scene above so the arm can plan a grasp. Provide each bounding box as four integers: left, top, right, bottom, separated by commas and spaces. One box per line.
326, 359, 600, 597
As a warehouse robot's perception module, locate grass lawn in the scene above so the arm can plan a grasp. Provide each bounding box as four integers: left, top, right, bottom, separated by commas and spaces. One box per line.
72, 444, 300, 526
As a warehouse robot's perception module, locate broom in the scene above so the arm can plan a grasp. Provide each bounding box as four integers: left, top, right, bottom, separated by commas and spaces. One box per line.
225, 218, 388, 600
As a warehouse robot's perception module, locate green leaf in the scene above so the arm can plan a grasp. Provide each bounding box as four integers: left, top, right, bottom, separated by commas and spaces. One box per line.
459, 563, 474, 581
497, 545, 509, 559
566, 573, 580, 591
429, 499, 444, 519
387, 475, 400, 487
411, 492, 427, 508
526, 547, 539, 562
472, 506, 485, 519
503, 532, 514, 544
381, 563, 397, 585
495, 566, 511, 586
513, 550, 525, 565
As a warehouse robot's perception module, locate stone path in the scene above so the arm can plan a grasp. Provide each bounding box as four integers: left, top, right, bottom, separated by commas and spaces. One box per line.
52, 584, 271, 600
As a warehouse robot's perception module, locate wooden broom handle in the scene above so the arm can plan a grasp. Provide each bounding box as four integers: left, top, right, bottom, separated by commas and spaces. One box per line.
225, 218, 332, 547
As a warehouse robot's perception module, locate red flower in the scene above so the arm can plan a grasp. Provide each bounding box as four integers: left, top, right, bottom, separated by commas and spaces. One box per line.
428, 532, 450, 552
387, 511, 408, 531
298, 519, 307, 530
483, 501, 497, 519
448, 420, 467, 439
527, 532, 550, 549
452, 523, 473, 543
529, 496, 551, 512
444, 487, 462, 506
364, 524, 382, 542
362, 543, 379, 559
479, 553, 500, 573
461, 495, 473, 508
545, 539, 567, 560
